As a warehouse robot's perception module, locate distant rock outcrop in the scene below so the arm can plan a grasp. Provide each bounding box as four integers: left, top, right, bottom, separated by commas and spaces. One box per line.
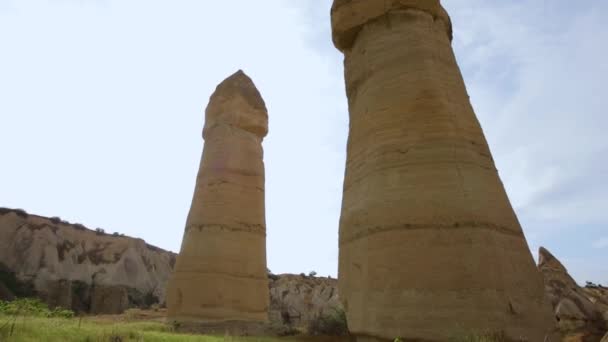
269, 274, 340, 329
0, 208, 176, 314
0, 207, 339, 328
539, 247, 608, 339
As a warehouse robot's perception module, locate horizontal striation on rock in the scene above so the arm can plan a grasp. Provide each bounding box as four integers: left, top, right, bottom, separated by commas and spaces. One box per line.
332, 0, 554, 340
0, 208, 176, 314
166, 70, 270, 326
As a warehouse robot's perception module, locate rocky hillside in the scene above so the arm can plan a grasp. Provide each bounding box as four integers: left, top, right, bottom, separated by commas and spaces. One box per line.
539, 247, 608, 341
0, 207, 341, 328
7, 206, 608, 339
269, 273, 340, 328
0, 208, 176, 314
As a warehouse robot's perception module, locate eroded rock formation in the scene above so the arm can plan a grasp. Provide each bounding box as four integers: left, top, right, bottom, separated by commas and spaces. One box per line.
269, 274, 340, 329
167, 70, 270, 328
331, 0, 554, 340
0, 207, 175, 313
0, 207, 338, 328
539, 247, 607, 340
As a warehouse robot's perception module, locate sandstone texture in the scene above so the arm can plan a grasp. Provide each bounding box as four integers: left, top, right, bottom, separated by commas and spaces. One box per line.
0, 208, 176, 314
167, 70, 270, 327
269, 274, 340, 329
539, 247, 608, 340
331, 0, 554, 340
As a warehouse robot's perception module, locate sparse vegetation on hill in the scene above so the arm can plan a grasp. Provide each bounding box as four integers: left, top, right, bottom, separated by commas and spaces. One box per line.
0, 298, 73, 318
0, 208, 28, 218
49, 216, 62, 224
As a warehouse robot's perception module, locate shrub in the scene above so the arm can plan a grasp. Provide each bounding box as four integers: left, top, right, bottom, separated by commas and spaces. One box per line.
0, 298, 74, 318
586, 281, 599, 288
13, 209, 28, 218
70, 223, 85, 231
308, 271, 317, 277
95, 228, 105, 235
49, 216, 62, 224
307, 308, 348, 336
449, 331, 510, 342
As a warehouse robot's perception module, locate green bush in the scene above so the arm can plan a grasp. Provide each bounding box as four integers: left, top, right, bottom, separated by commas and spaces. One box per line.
0, 298, 74, 318
307, 308, 348, 336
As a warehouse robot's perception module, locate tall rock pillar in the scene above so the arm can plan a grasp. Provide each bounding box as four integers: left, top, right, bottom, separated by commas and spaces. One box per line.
167, 70, 269, 328
331, 1, 554, 340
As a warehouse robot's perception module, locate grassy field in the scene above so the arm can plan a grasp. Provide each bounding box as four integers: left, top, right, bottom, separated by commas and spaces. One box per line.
0, 314, 521, 342
0, 300, 523, 342
0, 314, 290, 342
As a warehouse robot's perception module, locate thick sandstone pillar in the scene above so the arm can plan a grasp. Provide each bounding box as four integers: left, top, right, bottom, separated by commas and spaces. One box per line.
331, 1, 554, 340
167, 70, 269, 328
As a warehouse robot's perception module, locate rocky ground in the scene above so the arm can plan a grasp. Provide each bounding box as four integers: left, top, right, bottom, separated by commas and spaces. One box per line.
539, 247, 608, 341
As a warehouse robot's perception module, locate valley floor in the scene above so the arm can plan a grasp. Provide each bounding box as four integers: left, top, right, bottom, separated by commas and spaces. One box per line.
0, 313, 349, 342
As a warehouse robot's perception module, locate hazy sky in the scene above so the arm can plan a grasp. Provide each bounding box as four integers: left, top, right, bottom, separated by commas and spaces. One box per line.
1, 0, 606, 285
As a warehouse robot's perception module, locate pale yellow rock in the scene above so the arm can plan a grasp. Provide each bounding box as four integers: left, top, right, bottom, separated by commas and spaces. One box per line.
0, 209, 175, 311
166, 70, 269, 325
331, 1, 554, 340
539, 247, 607, 338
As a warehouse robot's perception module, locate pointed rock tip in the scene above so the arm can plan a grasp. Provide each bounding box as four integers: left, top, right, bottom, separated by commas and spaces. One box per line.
212, 69, 267, 113
203, 69, 268, 138
538, 247, 568, 273
538, 247, 555, 265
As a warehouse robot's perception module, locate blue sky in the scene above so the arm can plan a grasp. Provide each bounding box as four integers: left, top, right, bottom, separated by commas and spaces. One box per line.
0, 0, 606, 285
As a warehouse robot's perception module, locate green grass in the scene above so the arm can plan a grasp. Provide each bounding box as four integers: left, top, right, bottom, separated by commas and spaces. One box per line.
0, 315, 285, 342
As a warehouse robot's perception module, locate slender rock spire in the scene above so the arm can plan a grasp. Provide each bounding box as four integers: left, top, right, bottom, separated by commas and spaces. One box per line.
331, 1, 554, 340
167, 70, 269, 329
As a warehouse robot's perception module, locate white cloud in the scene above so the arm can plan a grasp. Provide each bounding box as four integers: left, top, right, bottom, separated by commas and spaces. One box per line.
445, 2, 608, 231
593, 238, 608, 250
0, 1, 605, 281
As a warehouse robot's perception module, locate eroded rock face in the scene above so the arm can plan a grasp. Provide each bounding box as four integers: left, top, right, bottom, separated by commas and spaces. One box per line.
269, 274, 340, 329
0, 208, 176, 313
539, 247, 607, 338
331, 0, 554, 340
167, 70, 269, 326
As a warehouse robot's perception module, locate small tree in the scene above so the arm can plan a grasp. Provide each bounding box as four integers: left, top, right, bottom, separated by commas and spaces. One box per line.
586, 281, 598, 288
308, 271, 317, 277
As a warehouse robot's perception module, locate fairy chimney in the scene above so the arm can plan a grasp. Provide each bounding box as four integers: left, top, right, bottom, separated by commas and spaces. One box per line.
167, 70, 269, 328
331, 1, 554, 340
